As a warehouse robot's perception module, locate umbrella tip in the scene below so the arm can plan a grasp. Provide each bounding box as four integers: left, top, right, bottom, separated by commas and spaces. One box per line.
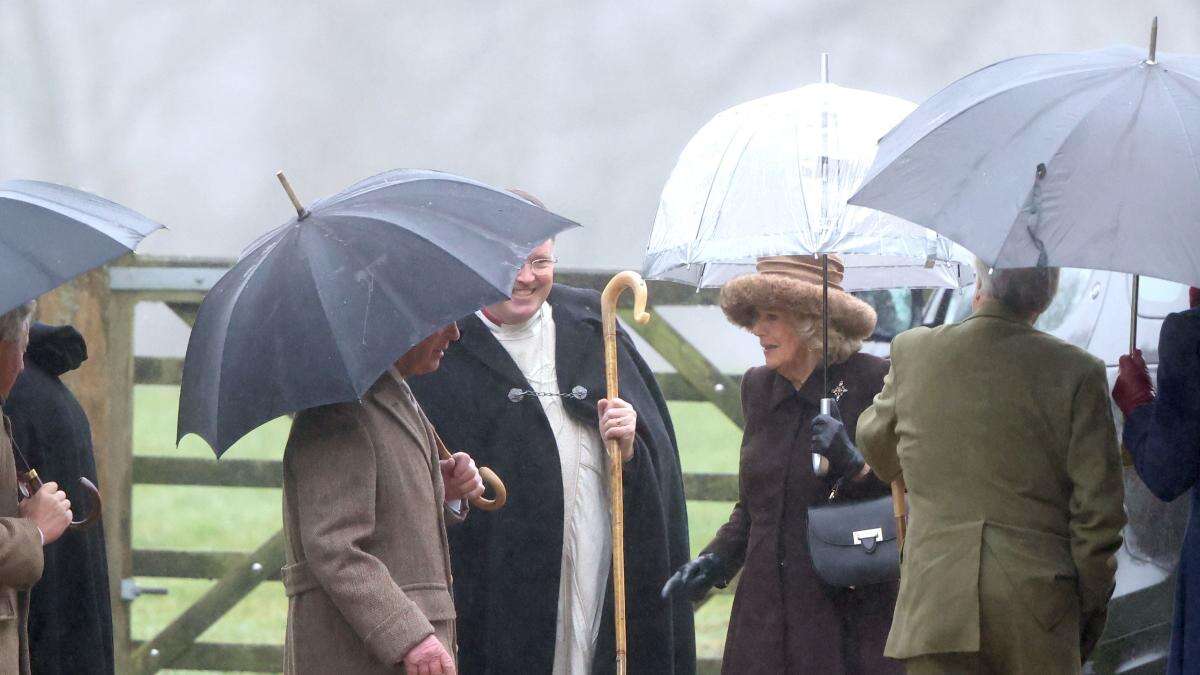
1148, 16, 1158, 64
820, 52, 830, 83
276, 171, 310, 220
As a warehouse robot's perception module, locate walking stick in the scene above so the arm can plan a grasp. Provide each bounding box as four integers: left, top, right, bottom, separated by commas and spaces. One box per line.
601, 271, 650, 675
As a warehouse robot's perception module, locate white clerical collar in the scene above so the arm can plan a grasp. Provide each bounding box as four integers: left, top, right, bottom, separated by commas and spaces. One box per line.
477, 302, 551, 338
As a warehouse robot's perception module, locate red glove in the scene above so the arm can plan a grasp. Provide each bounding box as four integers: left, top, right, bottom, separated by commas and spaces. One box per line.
1113, 349, 1155, 416
1190, 286, 1200, 309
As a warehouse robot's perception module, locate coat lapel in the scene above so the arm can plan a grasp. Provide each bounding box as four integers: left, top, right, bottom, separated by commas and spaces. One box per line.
550, 299, 602, 400
369, 370, 435, 472
452, 313, 532, 390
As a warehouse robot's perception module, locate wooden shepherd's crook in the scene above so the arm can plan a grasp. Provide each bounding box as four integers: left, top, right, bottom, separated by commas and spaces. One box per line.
601, 271, 650, 675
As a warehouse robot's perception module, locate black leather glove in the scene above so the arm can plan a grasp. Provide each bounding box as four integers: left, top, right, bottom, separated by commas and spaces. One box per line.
661, 552, 726, 602
811, 413, 865, 480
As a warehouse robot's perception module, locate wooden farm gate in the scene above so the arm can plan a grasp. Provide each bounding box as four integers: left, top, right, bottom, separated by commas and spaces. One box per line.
41, 256, 744, 673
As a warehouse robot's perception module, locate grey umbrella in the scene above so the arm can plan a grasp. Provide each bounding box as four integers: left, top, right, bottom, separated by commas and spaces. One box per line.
849, 20, 1200, 347
177, 168, 579, 456
0, 180, 164, 314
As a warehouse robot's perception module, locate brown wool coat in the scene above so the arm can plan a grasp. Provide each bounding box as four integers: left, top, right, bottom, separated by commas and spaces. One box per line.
702, 353, 902, 674
0, 418, 43, 675
281, 371, 463, 674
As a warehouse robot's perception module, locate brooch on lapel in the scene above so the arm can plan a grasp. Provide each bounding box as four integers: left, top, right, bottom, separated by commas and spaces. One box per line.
831, 380, 848, 402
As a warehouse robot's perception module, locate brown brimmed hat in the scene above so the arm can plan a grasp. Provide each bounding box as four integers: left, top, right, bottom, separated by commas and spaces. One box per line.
719, 255, 877, 340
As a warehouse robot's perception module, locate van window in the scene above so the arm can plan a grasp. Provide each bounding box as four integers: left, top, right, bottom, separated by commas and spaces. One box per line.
857, 289, 915, 339
1133, 276, 1188, 319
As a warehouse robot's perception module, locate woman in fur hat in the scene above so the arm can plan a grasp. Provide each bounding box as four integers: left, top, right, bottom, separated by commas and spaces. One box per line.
663, 255, 901, 674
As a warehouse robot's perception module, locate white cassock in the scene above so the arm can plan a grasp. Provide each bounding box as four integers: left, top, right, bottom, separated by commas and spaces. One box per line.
479, 303, 612, 675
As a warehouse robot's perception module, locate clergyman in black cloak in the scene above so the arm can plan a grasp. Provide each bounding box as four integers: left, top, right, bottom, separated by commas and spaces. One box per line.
410, 238, 694, 674
6, 324, 114, 675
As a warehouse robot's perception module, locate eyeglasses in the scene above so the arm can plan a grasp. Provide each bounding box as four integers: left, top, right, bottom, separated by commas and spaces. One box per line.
521, 257, 557, 273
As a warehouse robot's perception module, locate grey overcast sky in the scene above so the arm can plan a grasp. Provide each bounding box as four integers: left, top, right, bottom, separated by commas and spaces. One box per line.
3, 1, 1198, 273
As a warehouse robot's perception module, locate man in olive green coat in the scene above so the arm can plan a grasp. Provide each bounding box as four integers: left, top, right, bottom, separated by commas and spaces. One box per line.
857, 264, 1126, 673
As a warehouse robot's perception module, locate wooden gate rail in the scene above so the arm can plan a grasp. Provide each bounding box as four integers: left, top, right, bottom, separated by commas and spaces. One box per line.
129, 531, 286, 674
37, 258, 747, 673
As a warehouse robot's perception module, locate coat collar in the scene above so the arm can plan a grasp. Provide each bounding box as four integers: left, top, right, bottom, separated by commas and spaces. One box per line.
766, 358, 842, 411
449, 286, 604, 396
366, 368, 436, 471
453, 313, 531, 388
963, 299, 1037, 328
547, 288, 602, 396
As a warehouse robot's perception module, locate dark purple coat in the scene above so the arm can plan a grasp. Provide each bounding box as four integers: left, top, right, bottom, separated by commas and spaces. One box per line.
702, 353, 901, 674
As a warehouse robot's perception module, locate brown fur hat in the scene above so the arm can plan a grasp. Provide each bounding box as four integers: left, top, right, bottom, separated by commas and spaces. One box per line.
719, 255, 877, 340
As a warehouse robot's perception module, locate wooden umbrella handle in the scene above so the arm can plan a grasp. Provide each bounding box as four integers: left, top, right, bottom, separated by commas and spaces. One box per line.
472, 466, 507, 512
434, 435, 507, 512
600, 270, 650, 675
22, 470, 102, 531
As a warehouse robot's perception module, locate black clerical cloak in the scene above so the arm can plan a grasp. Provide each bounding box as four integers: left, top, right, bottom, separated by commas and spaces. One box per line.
7, 324, 114, 675
410, 285, 695, 674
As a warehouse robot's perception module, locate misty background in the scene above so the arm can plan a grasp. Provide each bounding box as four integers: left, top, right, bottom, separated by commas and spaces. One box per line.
2, 1, 1196, 358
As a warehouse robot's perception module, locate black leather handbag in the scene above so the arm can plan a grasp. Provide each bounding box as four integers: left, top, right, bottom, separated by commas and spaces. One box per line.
806, 492, 900, 588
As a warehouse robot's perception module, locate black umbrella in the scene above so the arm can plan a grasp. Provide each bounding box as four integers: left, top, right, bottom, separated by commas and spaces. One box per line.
0, 180, 164, 314
178, 169, 580, 456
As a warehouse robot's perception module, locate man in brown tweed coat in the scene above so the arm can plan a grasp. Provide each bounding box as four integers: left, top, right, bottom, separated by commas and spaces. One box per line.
281, 323, 485, 674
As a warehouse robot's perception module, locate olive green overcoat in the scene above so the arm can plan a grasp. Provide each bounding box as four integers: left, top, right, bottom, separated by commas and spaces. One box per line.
857, 301, 1126, 672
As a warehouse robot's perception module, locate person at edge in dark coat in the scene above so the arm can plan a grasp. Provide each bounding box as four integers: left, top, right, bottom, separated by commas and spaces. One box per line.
409, 190, 695, 675
5, 323, 113, 674
1113, 287, 1200, 675
661, 255, 900, 674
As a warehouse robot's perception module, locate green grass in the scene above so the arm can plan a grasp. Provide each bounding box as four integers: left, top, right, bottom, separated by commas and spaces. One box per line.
132, 387, 742, 672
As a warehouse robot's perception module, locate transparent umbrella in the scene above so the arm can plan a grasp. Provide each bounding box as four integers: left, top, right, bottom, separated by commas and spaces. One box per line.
644, 55, 974, 294
643, 55, 974, 405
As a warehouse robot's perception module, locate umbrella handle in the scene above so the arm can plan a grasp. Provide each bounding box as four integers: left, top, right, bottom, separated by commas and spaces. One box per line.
22, 471, 102, 532
434, 435, 508, 512
69, 477, 102, 531
473, 467, 507, 512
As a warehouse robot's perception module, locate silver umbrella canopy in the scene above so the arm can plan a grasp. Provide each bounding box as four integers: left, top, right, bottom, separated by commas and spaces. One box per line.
0, 180, 164, 314
178, 169, 579, 456
850, 20, 1198, 346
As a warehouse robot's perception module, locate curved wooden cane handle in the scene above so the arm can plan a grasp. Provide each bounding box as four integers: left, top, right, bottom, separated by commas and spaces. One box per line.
434, 436, 508, 512
600, 271, 650, 338
69, 477, 102, 531
22, 471, 102, 532
472, 467, 507, 512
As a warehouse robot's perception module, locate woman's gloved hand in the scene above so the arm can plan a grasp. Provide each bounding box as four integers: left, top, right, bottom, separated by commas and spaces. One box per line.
1113, 348, 1155, 416
661, 552, 726, 602
811, 414, 866, 480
